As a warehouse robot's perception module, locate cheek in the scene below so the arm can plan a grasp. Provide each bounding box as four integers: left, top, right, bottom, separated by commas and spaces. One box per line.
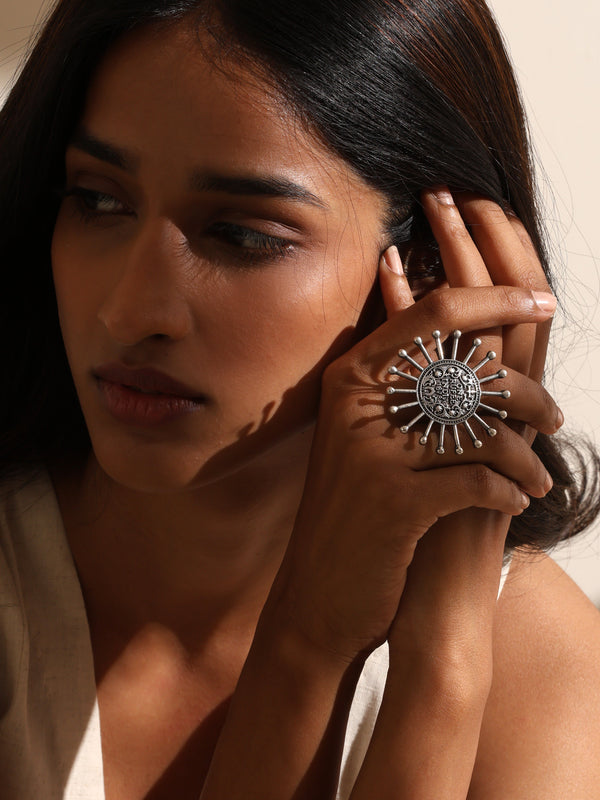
201, 251, 378, 391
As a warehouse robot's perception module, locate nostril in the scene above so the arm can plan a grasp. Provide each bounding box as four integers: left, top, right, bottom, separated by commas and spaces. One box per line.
98, 283, 193, 345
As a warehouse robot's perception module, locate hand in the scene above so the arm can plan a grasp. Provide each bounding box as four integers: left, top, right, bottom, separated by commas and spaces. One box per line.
348, 190, 558, 800
386, 189, 556, 663
267, 189, 559, 666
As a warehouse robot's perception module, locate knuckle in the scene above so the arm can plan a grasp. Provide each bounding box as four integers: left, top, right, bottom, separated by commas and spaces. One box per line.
500, 285, 529, 313
468, 463, 494, 495
445, 218, 472, 244
514, 256, 543, 289
489, 423, 510, 448
423, 289, 461, 322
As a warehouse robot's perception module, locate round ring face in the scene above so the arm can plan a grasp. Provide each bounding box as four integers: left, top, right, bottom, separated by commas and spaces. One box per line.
386, 331, 509, 454
416, 359, 481, 425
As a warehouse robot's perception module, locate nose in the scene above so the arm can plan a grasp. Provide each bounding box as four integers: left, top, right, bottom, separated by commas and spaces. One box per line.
98, 218, 194, 346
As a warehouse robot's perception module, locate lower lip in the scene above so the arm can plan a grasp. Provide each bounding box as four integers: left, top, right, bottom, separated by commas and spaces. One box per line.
96, 378, 205, 426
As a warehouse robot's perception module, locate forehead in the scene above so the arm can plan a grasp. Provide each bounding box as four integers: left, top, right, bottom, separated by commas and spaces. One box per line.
78, 21, 385, 218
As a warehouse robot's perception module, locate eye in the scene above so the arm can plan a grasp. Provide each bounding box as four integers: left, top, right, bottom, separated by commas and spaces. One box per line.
61, 186, 132, 221
207, 221, 295, 263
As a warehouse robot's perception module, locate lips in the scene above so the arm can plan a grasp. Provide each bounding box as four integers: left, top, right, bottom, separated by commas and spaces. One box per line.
92, 363, 206, 425
94, 364, 204, 399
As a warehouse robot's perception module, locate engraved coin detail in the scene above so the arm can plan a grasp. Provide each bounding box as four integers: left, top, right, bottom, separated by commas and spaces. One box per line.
417, 360, 481, 425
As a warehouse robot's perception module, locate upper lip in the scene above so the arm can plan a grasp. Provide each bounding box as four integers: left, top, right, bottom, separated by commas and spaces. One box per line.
93, 363, 205, 400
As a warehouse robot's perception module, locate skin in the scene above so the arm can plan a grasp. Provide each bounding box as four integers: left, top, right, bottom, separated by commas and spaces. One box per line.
49, 20, 600, 800
52, 24, 387, 495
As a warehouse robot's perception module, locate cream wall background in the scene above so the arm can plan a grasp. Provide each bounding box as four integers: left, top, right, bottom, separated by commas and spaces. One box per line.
1, 1, 599, 603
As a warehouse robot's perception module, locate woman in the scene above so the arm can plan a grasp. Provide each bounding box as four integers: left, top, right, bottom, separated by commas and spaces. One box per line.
1, 0, 599, 797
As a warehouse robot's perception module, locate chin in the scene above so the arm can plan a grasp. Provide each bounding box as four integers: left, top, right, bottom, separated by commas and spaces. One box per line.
90, 436, 235, 493
87, 413, 312, 494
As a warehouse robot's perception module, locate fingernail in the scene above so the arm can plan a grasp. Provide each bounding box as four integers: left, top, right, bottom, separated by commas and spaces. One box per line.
555, 407, 565, 430
431, 186, 454, 206
520, 491, 530, 509
544, 471, 554, 493
382, 245, 404, 275
531, 291, 557, 314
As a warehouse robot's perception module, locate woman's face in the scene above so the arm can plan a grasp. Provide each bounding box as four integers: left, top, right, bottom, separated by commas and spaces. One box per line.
52, 22, 388, 491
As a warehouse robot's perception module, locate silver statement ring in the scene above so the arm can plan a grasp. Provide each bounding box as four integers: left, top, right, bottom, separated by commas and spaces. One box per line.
386, 330, 510, 455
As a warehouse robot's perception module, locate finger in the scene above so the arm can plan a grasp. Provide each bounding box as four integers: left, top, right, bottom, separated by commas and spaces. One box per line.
456, 197, 549, 291
482, 367, 563, 435
455, 196, 551, 377
361, 285, 556, 369
420, 189, 503, 398
379, 245, 414, 317
421, 188, 493, 288
408, 420, 551, 498
416, 463, 530, 518
508, 214, 553, 382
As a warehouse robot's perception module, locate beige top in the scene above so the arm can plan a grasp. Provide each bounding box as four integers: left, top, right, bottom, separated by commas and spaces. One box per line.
0, 469, 510, 799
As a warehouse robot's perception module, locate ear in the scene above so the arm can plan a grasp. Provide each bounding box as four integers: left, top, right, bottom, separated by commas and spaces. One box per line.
397, 240, 447, 301
378, 246, 415, 317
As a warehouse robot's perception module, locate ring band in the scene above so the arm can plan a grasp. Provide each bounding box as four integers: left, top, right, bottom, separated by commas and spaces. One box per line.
387, 330, 510, 455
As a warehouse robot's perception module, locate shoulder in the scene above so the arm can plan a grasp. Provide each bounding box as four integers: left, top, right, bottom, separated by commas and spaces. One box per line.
470, 550, 600, 798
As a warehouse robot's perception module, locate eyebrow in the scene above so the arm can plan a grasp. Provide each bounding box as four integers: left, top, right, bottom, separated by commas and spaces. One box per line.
68, 127, 328, 210
191, 172, 328, 209
69, 128, 139, 172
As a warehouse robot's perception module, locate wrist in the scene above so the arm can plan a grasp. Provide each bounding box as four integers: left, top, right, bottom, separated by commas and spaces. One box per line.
253, 593, 369, 686
385, 640, 493, 726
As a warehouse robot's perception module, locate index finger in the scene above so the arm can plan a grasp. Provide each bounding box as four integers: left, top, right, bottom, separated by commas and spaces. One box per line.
455, 194, 550, 379
358, 285, 555, 373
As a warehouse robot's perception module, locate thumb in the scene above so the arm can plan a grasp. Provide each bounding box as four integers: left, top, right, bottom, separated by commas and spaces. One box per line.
379, 245, 415, 317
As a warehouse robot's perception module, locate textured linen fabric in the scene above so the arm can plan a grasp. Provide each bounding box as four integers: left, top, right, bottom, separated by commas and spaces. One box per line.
0, 470, 104, 799
0, 469, 511, 800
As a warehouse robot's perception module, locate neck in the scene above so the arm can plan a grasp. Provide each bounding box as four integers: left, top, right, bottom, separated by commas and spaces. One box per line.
52, 428, 313, 661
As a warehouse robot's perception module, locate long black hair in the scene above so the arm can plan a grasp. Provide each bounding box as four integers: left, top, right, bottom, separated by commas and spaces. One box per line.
1, 0, 597, 549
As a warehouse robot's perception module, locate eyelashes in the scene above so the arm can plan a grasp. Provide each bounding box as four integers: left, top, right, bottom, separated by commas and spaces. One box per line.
205, 221, 293, 263
61, 186, 131, 222
59, 186, 296, 266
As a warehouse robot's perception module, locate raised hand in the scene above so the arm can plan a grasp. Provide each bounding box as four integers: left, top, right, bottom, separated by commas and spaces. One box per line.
349, 189, 559, 799
269, 190, 559, 666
